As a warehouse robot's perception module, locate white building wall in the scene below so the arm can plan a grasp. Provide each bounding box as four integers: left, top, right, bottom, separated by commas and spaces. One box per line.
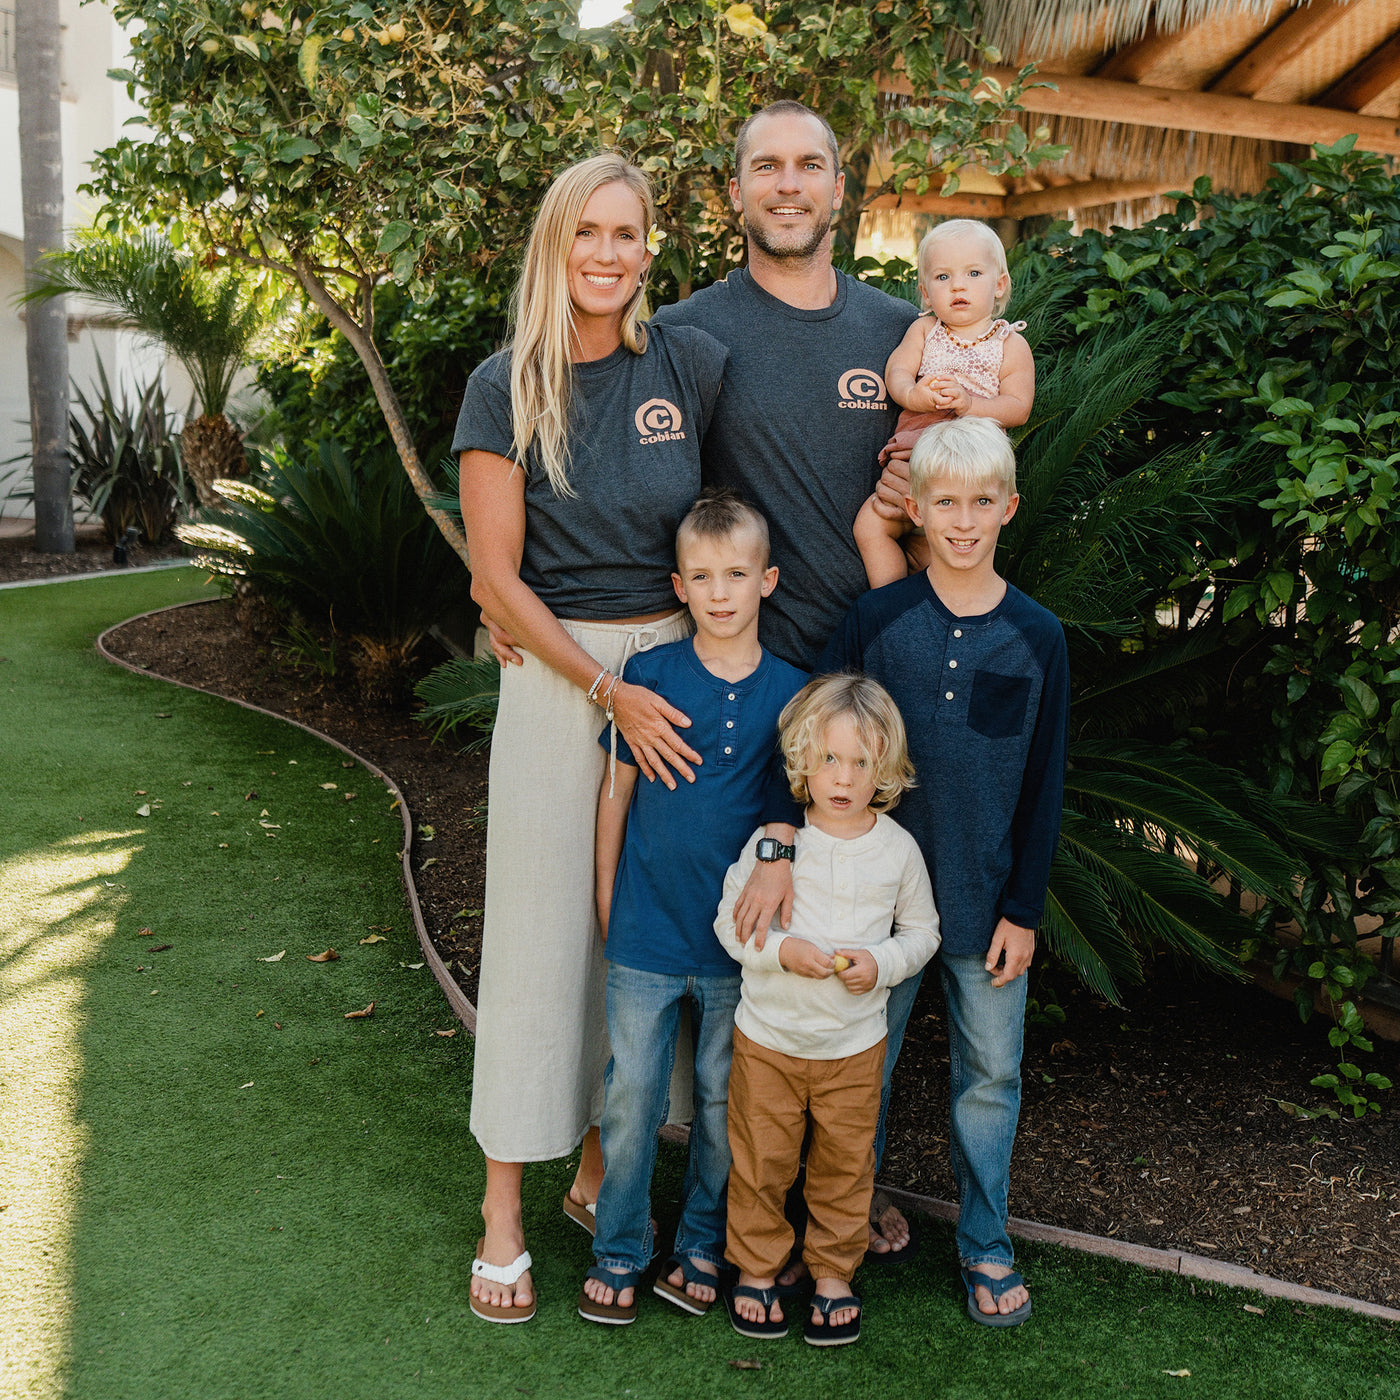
0, 0, 179, 519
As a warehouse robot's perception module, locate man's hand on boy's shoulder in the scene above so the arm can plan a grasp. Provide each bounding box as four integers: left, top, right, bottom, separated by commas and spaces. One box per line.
986, 917, 1035, 988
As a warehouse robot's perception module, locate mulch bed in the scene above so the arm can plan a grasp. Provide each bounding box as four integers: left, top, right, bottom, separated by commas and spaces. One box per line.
59, 572, 1398, 1312
0, 529, 186, 582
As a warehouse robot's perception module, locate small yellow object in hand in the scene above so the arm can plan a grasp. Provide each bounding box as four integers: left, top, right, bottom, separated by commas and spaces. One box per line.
833, 955, 851, 972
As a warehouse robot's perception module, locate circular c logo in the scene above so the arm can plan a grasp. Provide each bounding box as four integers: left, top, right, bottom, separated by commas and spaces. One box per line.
838, 368, 886, 402
635, 398, 683, 436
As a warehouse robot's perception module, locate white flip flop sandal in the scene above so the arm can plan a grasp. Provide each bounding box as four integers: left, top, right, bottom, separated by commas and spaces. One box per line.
470, 1238, 536, 1323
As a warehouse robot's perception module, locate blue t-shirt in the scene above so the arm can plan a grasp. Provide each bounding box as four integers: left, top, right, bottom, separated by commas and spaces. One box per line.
602, 638, 808, 976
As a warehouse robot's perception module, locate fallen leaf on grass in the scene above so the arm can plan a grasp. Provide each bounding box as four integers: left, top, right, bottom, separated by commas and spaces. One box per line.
343, 792, 358, 801
260, 808, 270, 816
273, 1022, 282, 1030
256, 1010, 265, 1018
138, 927, 154, 937
320, 782, 338, 790
359, 934, 387, 945
245, 791, 258, 801
150, 944, 173, 953
418, 824, 435, 841
218, 843, 229, 849
259, 821, 282, 829
729, 1359, 763, 1371
420, 857, 438, 869
155, 712, 172, 719
344, 1002, 375, 1020
435, 1029, 457, 1037
239, 1081, 254, 1089
1164, 1371, 1191, 1378
341, 761, 354, 769
135, 790, 147, 796
1243, 1304, 1265, 1315
259, 951, 287, 962
307, 949, 340, 962
136, 804, 150, 817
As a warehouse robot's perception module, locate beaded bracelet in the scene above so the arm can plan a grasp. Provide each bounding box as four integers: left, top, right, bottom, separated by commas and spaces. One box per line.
602, 674, 624, 721
586, 668, 610, 705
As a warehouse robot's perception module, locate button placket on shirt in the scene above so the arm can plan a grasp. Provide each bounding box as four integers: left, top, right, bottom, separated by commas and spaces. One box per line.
718, 686, 740, 765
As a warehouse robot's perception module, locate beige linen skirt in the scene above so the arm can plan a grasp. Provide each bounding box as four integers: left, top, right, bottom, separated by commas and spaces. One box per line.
469, 609, 693, 1162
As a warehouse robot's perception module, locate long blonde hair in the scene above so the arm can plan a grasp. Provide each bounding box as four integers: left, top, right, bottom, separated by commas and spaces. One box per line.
509, 154, 656, 498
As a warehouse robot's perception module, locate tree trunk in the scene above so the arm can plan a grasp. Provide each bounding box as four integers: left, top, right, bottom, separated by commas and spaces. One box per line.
181, 412, 246, 507
291, 255, 472, 570
17, 0, 72, 553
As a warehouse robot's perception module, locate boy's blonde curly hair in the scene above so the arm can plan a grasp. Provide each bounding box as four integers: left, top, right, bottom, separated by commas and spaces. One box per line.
779, 673, 916, 814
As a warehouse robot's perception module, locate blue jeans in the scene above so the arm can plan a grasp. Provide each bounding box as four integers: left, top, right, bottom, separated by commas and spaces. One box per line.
593, 964, 742, 1275
877, 955, 1026, 1267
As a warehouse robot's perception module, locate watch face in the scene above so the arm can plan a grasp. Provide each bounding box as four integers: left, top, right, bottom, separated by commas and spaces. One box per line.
757, 838, 777, 860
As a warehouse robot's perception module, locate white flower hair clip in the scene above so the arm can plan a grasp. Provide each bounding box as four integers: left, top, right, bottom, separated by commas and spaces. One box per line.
646, 224, 666, 256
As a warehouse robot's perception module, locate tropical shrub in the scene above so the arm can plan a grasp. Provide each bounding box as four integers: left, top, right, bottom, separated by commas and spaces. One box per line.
1010, 140, 1400, 1111
25, 232, 282, 505
69, 357, 188, 545
177, 441, 471, 702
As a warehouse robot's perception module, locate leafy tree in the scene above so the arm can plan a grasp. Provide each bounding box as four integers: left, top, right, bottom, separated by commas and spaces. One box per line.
87, 0, 1062, 564
25, 232, 282, 504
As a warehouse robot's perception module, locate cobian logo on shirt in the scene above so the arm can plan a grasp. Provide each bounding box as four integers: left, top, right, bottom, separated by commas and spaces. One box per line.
838, 368, 888, 411
634, 398, 687, 445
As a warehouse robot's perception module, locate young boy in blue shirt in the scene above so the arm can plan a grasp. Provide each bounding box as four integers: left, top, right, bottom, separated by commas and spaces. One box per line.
579, 489, 808, 1326
747, 415, 1069, 1326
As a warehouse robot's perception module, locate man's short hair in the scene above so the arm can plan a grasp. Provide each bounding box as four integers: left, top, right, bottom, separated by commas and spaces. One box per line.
676, 487, 771, 565
909, 417, 1018, 501
733, 99, 840, 175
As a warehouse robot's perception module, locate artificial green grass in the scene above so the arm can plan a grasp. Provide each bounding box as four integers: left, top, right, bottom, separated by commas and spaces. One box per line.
1, 570, 1396, 1400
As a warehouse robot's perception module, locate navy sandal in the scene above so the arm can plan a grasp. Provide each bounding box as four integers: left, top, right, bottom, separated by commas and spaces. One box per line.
724, 1283, 788, 1339
578, 1264, 643, 1325
803, 1291, 862, 1347
961, 1265, 1032, 1327
653, 1254, 719, 1316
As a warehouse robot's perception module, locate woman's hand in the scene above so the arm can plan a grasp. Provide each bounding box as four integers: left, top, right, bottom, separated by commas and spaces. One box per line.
481, 610, 525, 667
609, 680, 701, 789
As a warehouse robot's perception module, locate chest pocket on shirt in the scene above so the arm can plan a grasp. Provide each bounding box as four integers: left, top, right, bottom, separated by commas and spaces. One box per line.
968, 670, 1031, 740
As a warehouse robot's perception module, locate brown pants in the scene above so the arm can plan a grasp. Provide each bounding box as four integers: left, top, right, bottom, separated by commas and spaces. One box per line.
725, 1027, 886, 1284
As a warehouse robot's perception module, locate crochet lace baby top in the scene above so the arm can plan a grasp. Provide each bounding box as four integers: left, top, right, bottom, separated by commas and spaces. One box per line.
917, 317, 1027, 399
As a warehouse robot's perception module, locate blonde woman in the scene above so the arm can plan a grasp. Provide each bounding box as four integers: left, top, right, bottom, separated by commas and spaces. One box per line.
454, 154, 728, 1323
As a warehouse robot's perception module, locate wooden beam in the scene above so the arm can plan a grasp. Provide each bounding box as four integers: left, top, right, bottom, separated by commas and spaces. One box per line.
880, 68, 1400, 156
1094, 18, 1203, 83
1209, 0, 1352, 97
1320, 32, 1400, 112
865, 190, 1006, 218
1004, 179, 1181, 218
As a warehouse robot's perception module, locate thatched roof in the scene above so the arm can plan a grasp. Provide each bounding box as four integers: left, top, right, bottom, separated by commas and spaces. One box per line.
865, 0, 1400, 242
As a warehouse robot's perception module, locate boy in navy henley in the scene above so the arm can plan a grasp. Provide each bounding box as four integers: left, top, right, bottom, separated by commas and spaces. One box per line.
755, 416, 1068, 1325
579, 490, 807, 1326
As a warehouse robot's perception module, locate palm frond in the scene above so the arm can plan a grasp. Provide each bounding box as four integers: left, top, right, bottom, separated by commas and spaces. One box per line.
1058, 814, 1248, 980
1040, 844, 1144, 1001
1064, 756, 1297, 901
25, 230, 285, 418
414, 656, 500, 748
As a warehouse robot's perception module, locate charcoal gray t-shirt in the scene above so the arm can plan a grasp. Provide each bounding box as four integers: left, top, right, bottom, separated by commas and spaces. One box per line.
651, 269, 918, 667
451, 322, 727, 619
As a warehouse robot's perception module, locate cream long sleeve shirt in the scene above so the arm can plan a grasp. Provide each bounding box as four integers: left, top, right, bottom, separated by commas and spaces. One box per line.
714, 815, 941, 1061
